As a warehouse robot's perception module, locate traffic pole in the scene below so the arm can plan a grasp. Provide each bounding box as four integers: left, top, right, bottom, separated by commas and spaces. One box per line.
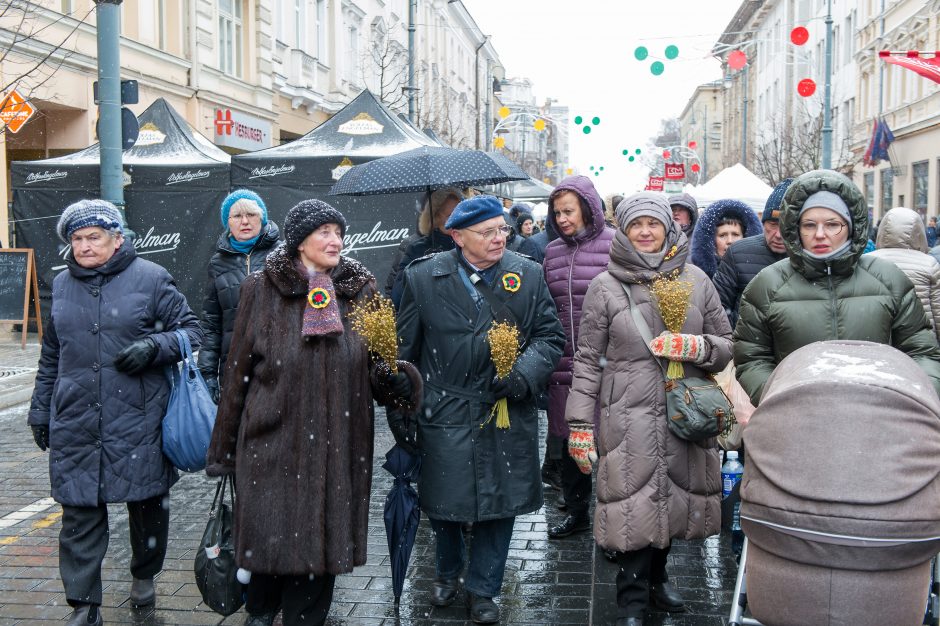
94, 0, 129, 231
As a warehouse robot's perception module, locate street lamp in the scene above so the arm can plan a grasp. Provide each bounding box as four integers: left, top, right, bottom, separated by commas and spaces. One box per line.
492, 109, 563, 178
689, 107, 709, 182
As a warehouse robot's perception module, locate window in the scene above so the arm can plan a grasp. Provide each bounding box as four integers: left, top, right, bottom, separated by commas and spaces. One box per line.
60, 0, 73, 14
913, 161, 929, 216
218, 0, 243, 77
844, 11, 855, 62
346, 24, 360, 83
316, 0, 328, 61
864, 172, 874, 213
881, 167, 894, 211
294, 0, 304, 49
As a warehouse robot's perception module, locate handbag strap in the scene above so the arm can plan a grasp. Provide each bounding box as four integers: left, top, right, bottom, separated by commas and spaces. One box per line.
174, 329, 194, 364
621, 283, 669, 378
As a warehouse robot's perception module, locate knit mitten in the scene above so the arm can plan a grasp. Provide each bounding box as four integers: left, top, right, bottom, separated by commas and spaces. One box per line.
649, 332, 707, 363
568, 423, 597, 475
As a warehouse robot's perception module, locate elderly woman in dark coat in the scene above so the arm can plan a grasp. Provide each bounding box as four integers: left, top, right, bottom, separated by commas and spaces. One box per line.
28, 199, 203, 626
206, 200, 414, 626
197, 189, 280, 402
689, 198, 762, 278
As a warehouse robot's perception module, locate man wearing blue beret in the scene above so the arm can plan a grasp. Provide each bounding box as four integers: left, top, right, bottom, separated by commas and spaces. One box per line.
396, 195, 565, 623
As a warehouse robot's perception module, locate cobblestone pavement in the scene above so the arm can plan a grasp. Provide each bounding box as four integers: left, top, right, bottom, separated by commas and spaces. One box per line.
0, 334, 738, 625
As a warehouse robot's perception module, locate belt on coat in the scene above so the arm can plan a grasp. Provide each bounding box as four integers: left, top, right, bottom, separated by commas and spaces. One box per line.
425, 379, 497, 405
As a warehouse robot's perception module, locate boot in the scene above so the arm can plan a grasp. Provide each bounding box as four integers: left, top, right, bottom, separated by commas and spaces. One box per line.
66, 605, 103, 626
650, 581, 685, 612
541, 459, 562, 491
548, 514, 590, 539
129, 577, 155, 607
243, 613, 276, 626
430, 577, 460, 607
465, 592, 499, 624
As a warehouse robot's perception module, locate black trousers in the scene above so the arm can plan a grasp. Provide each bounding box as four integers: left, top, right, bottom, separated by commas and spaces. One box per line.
615, 543, 671, 618
59, 493, 169, 607
559, 441, 592, 519
246, 573, 336, 626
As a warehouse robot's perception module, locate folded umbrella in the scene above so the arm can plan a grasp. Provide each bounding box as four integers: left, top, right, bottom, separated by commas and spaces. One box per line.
382, 443, 422, 604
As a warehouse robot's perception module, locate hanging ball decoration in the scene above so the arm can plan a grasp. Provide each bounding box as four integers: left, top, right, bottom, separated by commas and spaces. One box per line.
665, 45, 679, 60
790, 26, 809, 46
589, 166, 594, 171
498, 106, 510, 119
650, 61, 665, 76
634, 46, 649, 61
533, 119, 546, 131
574, 115, 583, 125
688, 141, 698, 149
592, 116, 600, 126
662, 150, 671, 159
565, 168, 573, 175
546, 160, 554, 168
691, 163, 701, 173
599, 166, 605, 171
583, 126, 592, 134
493, 136, 506, 148
543, 177, 550, 183
629, 156, 636, 162
728, 50, 748, 71
797, 78, 817, 97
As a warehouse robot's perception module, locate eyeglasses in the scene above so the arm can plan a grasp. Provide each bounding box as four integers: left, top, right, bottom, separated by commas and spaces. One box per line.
798, 220, 847, 236
229, 212, 261, 222
465, 225, 512, 241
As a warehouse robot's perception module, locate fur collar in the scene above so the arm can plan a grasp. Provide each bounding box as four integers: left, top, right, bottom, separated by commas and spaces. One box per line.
263, 244, 374, 298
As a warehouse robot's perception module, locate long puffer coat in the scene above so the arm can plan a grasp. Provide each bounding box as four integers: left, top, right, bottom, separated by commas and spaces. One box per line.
197, 221, 280, 381
543, 175, 615, 438
734, 170, 940, 405
206, 247, 393, 576
566, 227, 733, 553
397, 249, 565, 522
869, 207, 940, 341
29, 241, 203, 507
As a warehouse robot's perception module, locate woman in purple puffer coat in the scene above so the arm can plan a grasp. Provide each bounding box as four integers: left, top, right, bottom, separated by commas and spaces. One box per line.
542, 175, 616, 540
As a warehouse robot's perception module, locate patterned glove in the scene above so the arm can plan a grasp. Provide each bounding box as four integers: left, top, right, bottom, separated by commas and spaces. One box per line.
649, 332, 708, 364
568, 423, 597, 475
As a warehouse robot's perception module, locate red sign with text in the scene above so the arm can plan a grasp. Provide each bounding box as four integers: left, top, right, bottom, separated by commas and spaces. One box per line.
664, 163, 686, 180
646, 176, 665, 191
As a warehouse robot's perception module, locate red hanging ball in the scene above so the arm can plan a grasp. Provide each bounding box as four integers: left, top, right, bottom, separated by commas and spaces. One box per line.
728, 50, 747, 70
790, 26, 809, 46
688, 141, 697, 150
691, 163, 701, 173
662, 150, 671, 159
797, 78, 816, 97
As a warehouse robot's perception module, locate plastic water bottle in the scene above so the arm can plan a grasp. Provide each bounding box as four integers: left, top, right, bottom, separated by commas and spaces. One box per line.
721, 451, 745, 556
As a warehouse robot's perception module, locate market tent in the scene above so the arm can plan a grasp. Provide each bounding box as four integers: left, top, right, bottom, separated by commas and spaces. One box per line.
231, 89, 437, 279
684, 163, 771, 213
12, 98, 230, 318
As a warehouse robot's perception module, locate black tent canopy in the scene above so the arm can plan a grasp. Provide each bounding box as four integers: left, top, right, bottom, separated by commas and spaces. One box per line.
231, 89, 438, 279
12, 98, 230, 317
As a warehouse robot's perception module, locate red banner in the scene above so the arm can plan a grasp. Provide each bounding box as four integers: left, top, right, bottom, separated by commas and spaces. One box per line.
646, 176, 664, 191
879, 52, 940, 85
664, 163, 686, 180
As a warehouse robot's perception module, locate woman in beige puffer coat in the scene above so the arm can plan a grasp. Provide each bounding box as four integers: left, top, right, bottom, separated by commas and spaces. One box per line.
869, 207, 940, 341
565, 193, 733, 624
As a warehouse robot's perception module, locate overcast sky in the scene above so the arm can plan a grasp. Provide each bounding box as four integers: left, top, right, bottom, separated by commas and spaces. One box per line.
462, 0, 742, 196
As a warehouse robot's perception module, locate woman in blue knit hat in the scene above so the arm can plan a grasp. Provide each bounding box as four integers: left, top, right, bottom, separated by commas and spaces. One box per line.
197, 189, 281, 402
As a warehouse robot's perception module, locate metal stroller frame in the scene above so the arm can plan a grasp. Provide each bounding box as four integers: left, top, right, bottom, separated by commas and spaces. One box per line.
729, 536, 940, 626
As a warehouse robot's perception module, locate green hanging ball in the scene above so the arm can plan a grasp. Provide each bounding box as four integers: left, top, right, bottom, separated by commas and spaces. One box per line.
628, 156, 635, 162
589, 166, 594, 170
651, 61, 665, 76
583, 126, 591, 134
636, 149, 642, 155
665, 45, 679, 60
592, 117, 600, 126
599, 166, 604, 171
622, 149, 628, 155
574, 115, 583, 125
594, 172, 599, 176
634, 46, 648, 61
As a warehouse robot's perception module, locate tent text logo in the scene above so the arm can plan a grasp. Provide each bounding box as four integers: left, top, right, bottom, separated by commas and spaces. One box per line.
248, 164, 295, 179
166, 170, 211, 185
343, 221, 410, 253
25, 170, 68, 184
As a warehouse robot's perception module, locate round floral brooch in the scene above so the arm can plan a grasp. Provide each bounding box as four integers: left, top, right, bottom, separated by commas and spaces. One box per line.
501, 272, 521, 293
308, 287, 331, 309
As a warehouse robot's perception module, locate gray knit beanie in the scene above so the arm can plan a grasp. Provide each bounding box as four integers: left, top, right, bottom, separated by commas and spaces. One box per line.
800, 190, 853, 227
615, 192, 673, 232
56, 199, 123, 243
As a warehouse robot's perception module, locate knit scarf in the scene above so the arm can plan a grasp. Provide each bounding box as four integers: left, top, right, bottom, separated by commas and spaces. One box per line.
295, 259, 344, 338
229, 234, 259, 254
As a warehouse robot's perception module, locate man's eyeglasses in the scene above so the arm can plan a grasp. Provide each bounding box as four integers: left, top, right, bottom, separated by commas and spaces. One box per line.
465, 225, 512, 241
798, 220, 846, 236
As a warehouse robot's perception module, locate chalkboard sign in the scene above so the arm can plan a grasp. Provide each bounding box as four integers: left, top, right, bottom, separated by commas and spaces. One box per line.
0, 249, 43, 348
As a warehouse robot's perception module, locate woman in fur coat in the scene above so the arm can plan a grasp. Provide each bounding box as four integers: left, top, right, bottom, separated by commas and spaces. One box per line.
206, 200, 416, 626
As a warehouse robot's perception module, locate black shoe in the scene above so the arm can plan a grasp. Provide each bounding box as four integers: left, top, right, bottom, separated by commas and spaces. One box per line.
67, 605, 103, 626
243, 613, 276, 626
603, 548, 618, 562
541, 463, 562, 491
616, 618, 643, 626
650, 581, 685, 612
430, 577, 460, 607
465, 592, 499, 624
129, 577, 155, 607
548, 514, 590, 539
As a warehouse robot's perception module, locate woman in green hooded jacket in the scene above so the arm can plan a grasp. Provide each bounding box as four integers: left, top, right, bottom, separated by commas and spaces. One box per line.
734, 169, 940, 405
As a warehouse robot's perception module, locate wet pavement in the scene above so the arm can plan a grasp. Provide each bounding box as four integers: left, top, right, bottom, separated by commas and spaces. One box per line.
0, 333, 739, 624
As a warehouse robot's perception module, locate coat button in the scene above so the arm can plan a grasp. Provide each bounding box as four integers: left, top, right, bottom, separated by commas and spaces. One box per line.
94, 402, 102, 410
91, 324, 99, 334
91, 363, 100, 372
95, 440, 101, 448
91, 288, 100, 297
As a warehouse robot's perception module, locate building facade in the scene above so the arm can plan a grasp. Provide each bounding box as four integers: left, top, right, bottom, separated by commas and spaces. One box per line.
677, 82, 724, 184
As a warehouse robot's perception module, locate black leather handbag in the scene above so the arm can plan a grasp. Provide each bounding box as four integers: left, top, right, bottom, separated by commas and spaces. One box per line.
194, 476, 243, 616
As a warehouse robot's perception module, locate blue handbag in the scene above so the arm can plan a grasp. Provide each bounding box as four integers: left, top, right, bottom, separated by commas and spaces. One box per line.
162, 329, 217, 472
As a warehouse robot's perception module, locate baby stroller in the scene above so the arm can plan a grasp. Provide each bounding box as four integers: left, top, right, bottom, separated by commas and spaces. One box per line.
727, 341, 940, 626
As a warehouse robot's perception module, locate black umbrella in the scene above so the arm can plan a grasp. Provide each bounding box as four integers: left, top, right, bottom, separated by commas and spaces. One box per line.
382, 443, 422, 604
328, 146, 528, 196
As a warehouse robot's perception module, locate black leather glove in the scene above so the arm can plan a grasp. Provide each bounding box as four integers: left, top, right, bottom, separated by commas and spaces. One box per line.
205, 377, 221, 405
31, 425, 49, 451
114, 338, 158, 375
491, 370, 528, 402
387, 409, 418, 455
386, 371, 413, 399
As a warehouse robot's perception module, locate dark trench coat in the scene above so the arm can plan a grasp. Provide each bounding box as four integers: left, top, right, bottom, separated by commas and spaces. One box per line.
397, 249, 565, 521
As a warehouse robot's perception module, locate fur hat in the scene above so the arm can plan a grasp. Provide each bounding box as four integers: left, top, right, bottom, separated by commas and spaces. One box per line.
444, 195, 505, 231
284, 199, 347, 255
56, 199, 123, 243
221, 189, 268, 228
763, 179, 793, 222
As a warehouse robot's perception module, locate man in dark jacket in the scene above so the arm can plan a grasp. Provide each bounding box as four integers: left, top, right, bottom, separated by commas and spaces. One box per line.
28, 199, 202, 626
397, 195, 564, 624
668, 192, 698, 237
712, 179, 793, 327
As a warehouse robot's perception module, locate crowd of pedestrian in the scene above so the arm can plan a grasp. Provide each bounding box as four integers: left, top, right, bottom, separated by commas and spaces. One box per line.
25, 166, 940, 626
